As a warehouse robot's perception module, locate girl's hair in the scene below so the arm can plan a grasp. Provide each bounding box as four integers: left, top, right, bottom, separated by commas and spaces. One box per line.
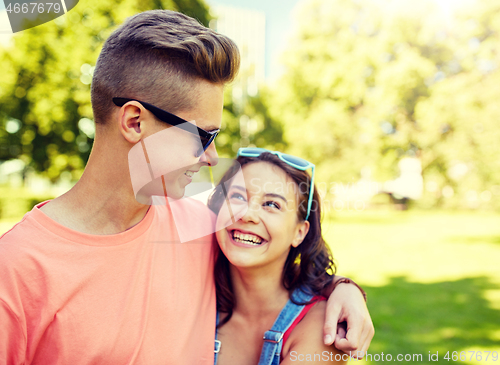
207, 153, 336, 327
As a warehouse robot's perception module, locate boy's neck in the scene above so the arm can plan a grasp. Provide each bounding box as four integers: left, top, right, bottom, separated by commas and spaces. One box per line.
39, 138, 150, 235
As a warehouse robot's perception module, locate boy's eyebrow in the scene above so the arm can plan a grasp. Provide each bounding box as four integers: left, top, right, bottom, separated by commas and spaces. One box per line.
188, 120, 219, 133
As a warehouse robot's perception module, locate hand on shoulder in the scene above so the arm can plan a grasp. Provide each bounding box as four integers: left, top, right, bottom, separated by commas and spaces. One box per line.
281, 301, 349, 364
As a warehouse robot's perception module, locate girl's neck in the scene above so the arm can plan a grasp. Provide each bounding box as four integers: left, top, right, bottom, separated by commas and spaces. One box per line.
229, 264, 290, 320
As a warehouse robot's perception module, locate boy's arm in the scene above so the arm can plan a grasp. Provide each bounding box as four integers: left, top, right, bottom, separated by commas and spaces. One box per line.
322, 276, 374, 358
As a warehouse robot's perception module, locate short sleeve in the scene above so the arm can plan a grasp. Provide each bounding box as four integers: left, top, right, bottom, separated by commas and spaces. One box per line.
0, 299, 26, 365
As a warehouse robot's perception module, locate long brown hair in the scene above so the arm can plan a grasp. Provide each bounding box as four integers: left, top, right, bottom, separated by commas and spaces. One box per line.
208, 153, 336, 327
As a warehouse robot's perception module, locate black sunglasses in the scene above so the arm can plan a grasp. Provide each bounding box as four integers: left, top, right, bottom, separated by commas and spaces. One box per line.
112, 97, 219, 157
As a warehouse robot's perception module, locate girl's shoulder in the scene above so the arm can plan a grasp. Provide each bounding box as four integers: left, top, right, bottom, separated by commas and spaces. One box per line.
281, 299, 348, 364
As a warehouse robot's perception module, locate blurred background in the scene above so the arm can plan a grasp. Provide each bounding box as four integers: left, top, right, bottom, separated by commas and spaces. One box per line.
0, 0, 499, 363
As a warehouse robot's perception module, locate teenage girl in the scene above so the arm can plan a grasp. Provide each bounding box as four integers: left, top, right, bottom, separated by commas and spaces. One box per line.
208, 148, 348, 365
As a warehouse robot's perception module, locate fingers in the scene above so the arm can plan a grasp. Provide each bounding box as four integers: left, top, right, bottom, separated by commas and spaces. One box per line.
334, 316, 362, 354
335, 321, 347, 343
358, 318, 375, 357
335, 316, 375, 359
323, 301, 341, 345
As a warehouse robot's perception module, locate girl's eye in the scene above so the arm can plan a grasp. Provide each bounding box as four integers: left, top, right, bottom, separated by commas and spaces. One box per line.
264, 200, 281, 210
229, 192, 246, 202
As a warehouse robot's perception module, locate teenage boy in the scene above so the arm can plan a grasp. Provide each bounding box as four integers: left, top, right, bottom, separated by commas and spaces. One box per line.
0, 10, 374, 364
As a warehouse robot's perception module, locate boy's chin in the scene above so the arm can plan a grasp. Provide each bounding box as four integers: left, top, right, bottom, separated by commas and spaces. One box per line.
168, 191, 185, 201
135, 178, 185, 202
165, 184, 186, 200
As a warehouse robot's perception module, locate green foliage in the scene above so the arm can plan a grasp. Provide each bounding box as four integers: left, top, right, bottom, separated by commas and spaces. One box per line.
0, 186, 54, 219
269, 0, 500, 209
0, 0, 210, 181
216, 85, 285, 158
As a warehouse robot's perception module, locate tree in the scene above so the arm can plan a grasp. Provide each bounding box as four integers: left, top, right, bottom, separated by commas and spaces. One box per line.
268, 0, 500, 208
215, 85, 285, 159
0, 0, 210, 181
415, 0, 500, 208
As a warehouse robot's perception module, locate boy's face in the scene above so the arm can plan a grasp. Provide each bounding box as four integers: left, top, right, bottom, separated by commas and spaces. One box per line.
167, 81, 223, 198
130, 80, 224, 201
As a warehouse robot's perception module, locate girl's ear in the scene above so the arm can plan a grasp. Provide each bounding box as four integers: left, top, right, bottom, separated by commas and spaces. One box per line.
291, 220, 310, 248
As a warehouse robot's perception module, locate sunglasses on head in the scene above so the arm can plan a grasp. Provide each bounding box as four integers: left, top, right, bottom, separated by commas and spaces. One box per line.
236, 147, 316, 221
113, 97, 219, 157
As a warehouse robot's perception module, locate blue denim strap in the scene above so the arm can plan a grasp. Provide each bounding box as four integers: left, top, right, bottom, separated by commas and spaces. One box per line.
214, 312, 221, 364
214, 289, 314, 365
258, 289, 314, 365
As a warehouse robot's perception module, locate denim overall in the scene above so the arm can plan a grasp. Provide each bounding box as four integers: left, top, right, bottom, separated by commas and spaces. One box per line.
214, 288, 314, 365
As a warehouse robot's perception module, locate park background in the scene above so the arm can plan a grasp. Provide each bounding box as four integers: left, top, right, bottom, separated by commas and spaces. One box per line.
0, 0, 499, 363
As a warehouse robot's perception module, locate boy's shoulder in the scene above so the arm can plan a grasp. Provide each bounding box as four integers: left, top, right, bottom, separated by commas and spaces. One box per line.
0, 210, 46, 281
0, 210, 40, 251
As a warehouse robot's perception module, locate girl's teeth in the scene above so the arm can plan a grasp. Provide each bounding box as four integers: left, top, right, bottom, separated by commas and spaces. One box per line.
233, 231, 262, 244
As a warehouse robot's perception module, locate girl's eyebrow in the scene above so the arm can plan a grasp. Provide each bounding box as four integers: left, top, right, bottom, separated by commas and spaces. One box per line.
230, 185, 288, 205
229, 185, 246, 192
264, 193, 288, 204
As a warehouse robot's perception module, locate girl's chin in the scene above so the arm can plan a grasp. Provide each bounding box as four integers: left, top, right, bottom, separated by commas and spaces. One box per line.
223, 250, 261, 269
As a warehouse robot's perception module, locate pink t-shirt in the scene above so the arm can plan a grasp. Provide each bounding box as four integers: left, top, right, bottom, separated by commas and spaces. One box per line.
0, 200, 216, 364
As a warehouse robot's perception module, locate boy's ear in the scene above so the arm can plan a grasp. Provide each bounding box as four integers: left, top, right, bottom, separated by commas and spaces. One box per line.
291, 220, 310, 248
118, 102, 147, 144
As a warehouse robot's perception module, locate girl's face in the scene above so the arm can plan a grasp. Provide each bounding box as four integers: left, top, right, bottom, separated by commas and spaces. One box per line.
215, 161, 309, 271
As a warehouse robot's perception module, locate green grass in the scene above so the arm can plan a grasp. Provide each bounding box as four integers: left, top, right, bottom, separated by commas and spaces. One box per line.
1, 208, 499, 364
324, 209, 500, 364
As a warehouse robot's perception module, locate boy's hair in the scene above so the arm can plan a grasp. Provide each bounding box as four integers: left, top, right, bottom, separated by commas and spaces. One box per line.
91, 10, 240, 124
